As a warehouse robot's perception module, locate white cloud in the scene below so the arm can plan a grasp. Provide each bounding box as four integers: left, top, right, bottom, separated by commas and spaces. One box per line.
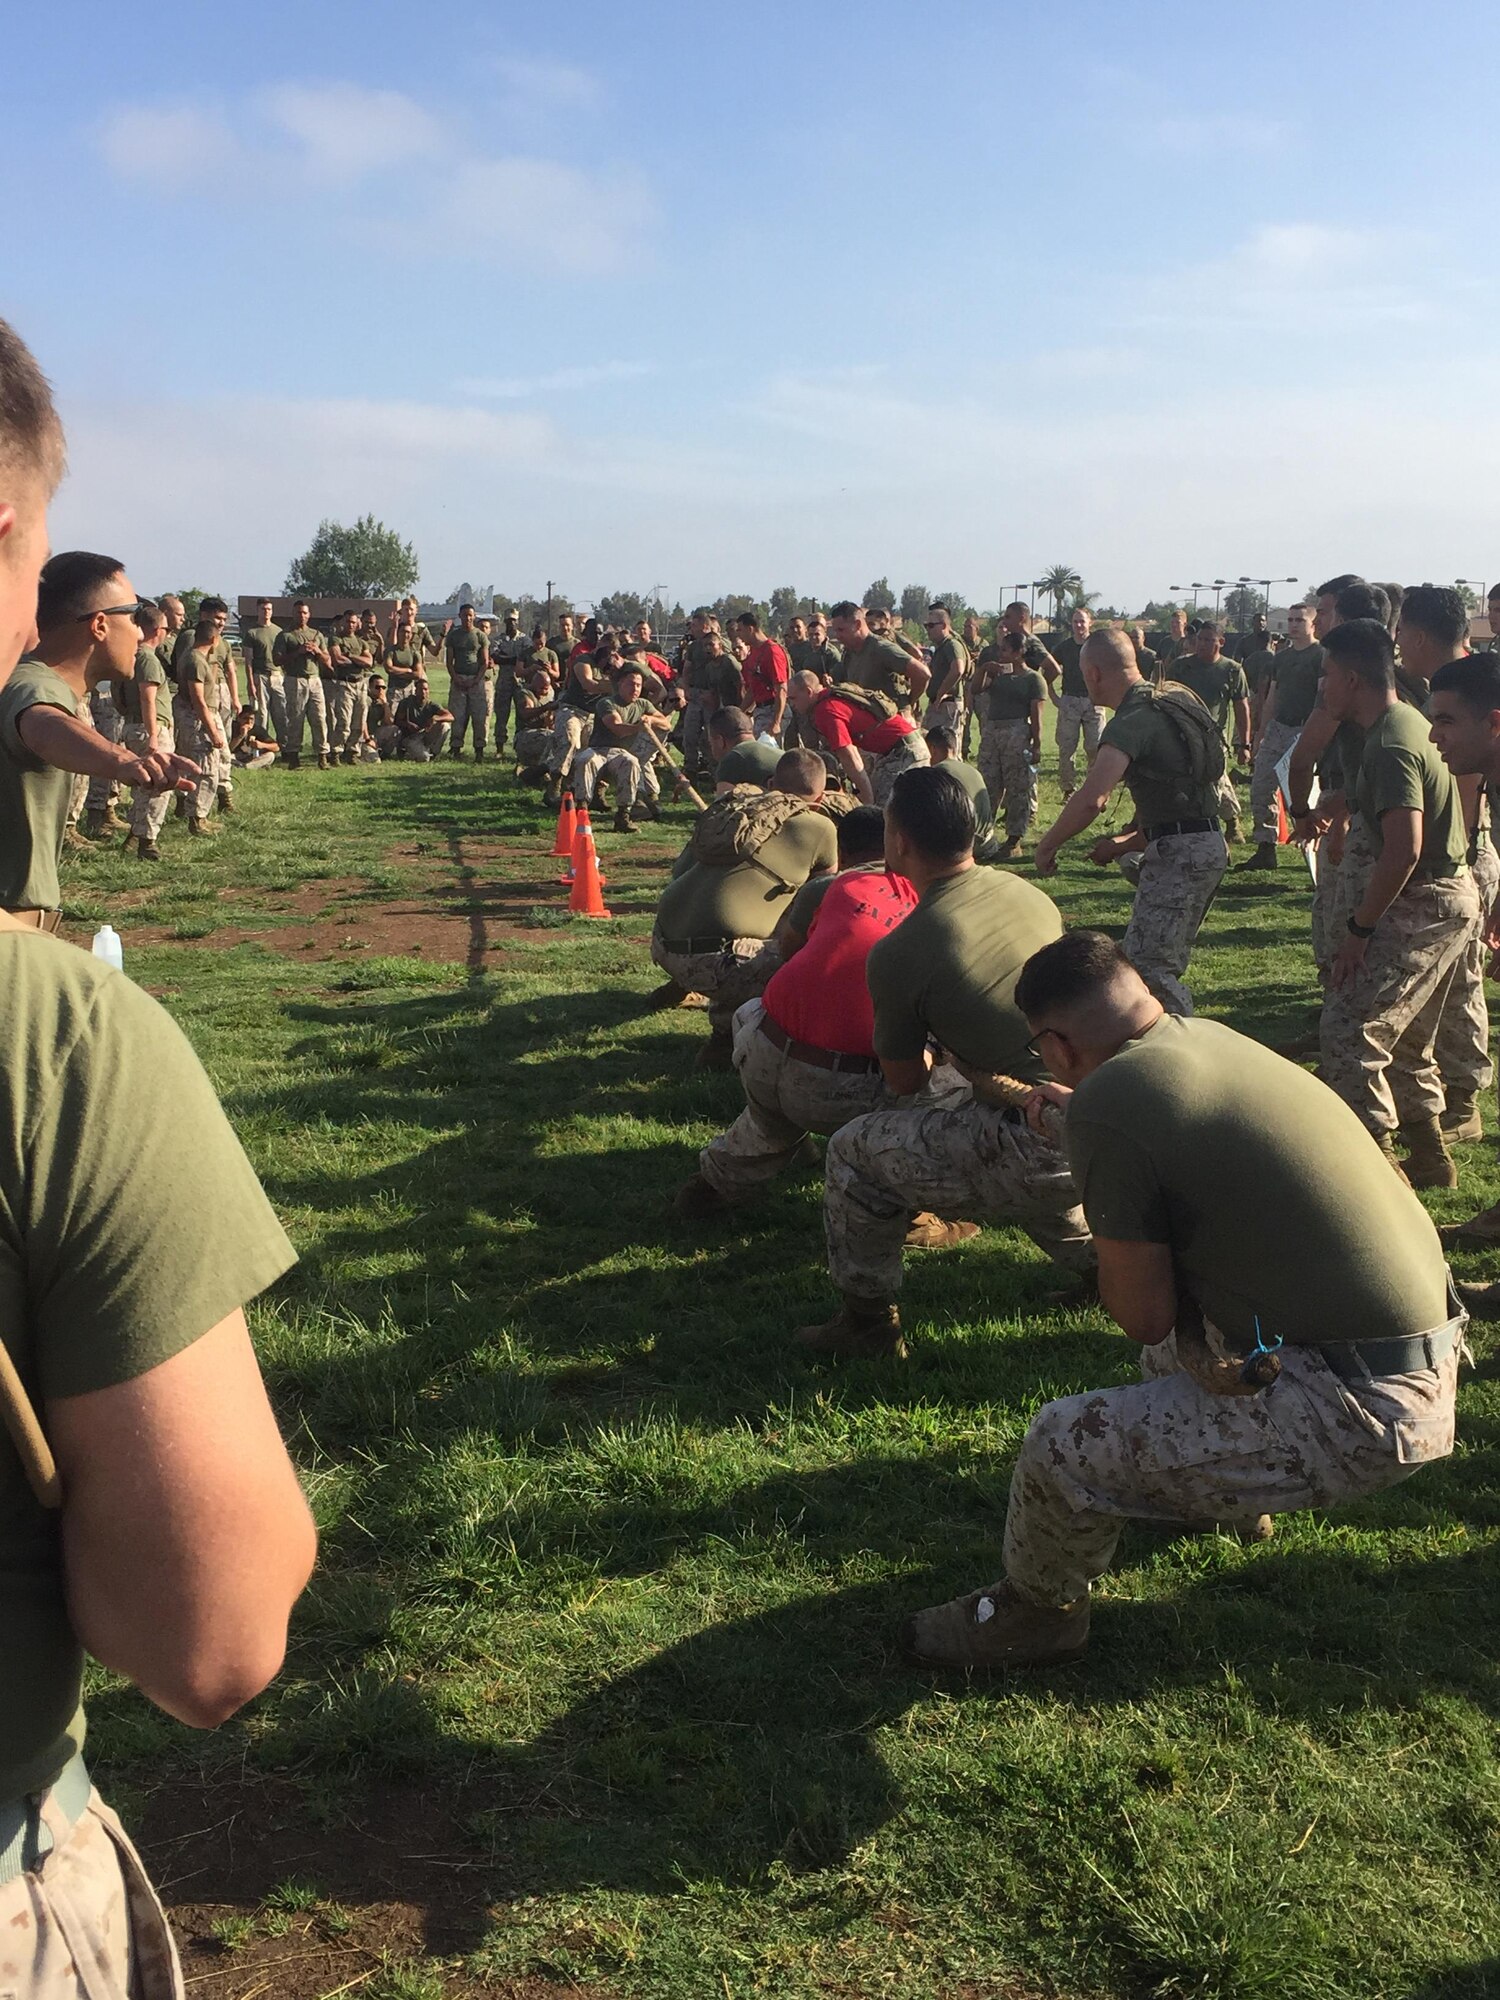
433, 157, 652, 271
492, 57, 601, 109
97, 104, 239, 187
258, 83, 442, 183
456, 362, 655, 399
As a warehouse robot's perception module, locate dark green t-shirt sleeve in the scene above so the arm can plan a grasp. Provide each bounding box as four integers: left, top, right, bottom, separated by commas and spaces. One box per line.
1226, 666, 1249, 702
1065, 1115, 1170, 1243
868, 935, 927, 1061
23, 961, 297, 1397
0, 676, 75, 770
1098, 705, 1146, 768
1367, 741, 1427, 821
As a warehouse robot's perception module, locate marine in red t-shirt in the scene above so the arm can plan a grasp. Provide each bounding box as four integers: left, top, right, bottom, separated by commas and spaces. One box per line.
764, 868, 918, 1056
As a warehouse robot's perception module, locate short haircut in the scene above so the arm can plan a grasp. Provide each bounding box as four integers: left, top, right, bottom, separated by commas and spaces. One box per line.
1400, 583, 1468, 650
1015, 930, 1133, 1021
35, 550, 124, 631
923, 723, 959, 754
137, 602, 166, 636
1000, 627, 1025, 654
733, 610, 761, 631
0, 318, 65, 492
1196, 620, 1221, 638
885, 764, 975, 862
1335, 582, 1390, 625
1317, 573, 1365, 599
611, 660, 642, 681
774, 747, 826, 797
1004, 600, 1029, 618
1323, 617, 1395, 691
294, 597, 310, 610
836, 805, 887, 864
1431, 654, 1500, 712
709, 705, 752, 738
929, 601, 950, 617
1377, 581, 1404, 625
829, 599, 860, 621
200, 595, 228, 618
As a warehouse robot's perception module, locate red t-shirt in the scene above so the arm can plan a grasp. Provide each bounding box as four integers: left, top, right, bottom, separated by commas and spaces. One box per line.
639, 650, 673, 682
763, 869, 918, 1056
742, 638, 790, 708
811, 695, 914, 757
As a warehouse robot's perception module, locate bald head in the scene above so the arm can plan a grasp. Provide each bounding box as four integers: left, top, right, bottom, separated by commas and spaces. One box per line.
1078, 625, 1139, 707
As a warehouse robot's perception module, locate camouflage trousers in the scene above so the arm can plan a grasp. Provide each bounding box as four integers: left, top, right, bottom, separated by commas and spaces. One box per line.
977, 718, 1037, 839
328, 678, 369, 755
0, 1783, 184, 1997
550, 704, 593, 778
1310, 814, 1376, 973
513, 726, 553, 772
123, 718, 176, 843
216, 679, 235, 796
171, 701, 221, 821
1215, 767, 1241, 832
1433, 837, 1496, 1098
1121, 828, 1228, 1016
575, 731, 664, 813
254, 666, 287, 747
649, 930, 783, 1036
376, 721, 451, 762
1250, 717, 1301, 845
822, 1082, 1094, 1301
1055, 694, 1106, 794
1003, 1318, 1461, 1607
283, 673, 329, 756
925, 694, 963, 737
1320, 872, 1481, 1134
869, 731, 930, 807
84, 685, 123, 814
700, 998, 894, 1199
448, 674, 493, 754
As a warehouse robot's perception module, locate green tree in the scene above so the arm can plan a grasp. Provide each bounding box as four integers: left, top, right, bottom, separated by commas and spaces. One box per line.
1456, 582, 1480, 616
286, 516, 420, 599
175, 587, 211, 627
1223, 585, 1267, 629
769, 585, 801, 633
862, 577, 897, 614
594, 589, 654, 630
1038, 564, 1082, 630
899, 583, 932, 626
711, 593, 769, 629
930, 588, 973, 623
1138, 598, 1182, 627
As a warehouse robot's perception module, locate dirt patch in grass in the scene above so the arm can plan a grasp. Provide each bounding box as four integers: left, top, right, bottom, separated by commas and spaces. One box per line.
140, 1772, 599, 1999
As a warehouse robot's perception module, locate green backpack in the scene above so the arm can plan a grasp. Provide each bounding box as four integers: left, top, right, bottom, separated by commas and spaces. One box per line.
689, 788, 811, 887
1140, 683, 1225, 807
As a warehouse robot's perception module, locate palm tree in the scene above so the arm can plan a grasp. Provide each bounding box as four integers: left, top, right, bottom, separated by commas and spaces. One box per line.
1038, 564, 1082, 630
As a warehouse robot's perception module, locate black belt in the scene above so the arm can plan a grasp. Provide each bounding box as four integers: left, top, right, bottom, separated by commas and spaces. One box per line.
759, 1014, 882, 1074
1317, 1329, 1456, 1381
1143, 818, 1218, 842
659, 934, 737, 956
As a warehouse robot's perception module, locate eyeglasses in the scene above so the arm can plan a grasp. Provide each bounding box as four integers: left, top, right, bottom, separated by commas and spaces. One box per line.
82, 600, 150, 621
1025, 1027, 1060, 1063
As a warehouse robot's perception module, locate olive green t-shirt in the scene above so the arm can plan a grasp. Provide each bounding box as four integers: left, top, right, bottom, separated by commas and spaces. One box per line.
1268, 643, 1325, 728
595, 697, 655, 733
866, 865, 1064, 1078
331, 633, 374, 679
935, 756, 1003, 863
1053, 637, 1090, 698
656, 812, 838, 943
840, 635, 914, 704
386, 642, 424, 682
1355, 700, 1467, 876
986, 667, 1047, 724
1166, 656, 1249, 734
241, 622, 282, 678
790, 639, 843, 679
177, 644, 223, 710
274, 628, 328, 676
928, 634, 970, 697
0, 933, 297, 1801
445, 628, 490, 677
171, 630, 231, 687
128, 645, 173, 731
1065, 1014, 1449, 1348
0, 660, 80, 910
1241, 646, 1277, 697
1100, 681, 1222, 827
716, 739, 782, 787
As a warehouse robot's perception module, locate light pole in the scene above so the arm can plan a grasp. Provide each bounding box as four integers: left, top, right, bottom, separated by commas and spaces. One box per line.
648, 582, 668, 643
1238, 576, 1298, 636
1169, 584, 1200, 615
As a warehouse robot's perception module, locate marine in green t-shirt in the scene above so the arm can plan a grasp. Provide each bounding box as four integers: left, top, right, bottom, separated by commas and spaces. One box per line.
0, 659, 80, 910
986, 665, 1048, 723
128, 643, 173, 732
241, 620, 282, 682
445, 625, 490, 678
1099, 681, 1223, 828
716, 738, 782, 788
1052, 636, 1089, 698
0, 933, 297, 1804
1168, 656, 1250, 736
929, 754, 1004, 864
866, 864, 1063, 1078
1354, 701, 1467, 875
655, 812, 838, 944
331, 629, 374, 680
840, 633, 917, 706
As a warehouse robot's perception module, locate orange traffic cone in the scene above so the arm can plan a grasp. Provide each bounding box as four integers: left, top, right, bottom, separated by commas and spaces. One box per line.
550, 790, 577, 858
568, 818, 611, 918
1276, 793, 1290, 845
569, 807, 606, 887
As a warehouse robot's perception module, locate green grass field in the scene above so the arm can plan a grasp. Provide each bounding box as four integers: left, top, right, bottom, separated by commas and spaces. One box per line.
69, 722, 1500, 2000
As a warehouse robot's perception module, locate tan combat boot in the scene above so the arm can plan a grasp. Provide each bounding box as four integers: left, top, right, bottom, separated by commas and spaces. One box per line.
795, 1296, 906, 1360
1441, 1089, 1483, 1145
1399, 1115, 1458, 1189
187, 814, 217, 837
1377, 1131, 1412, 1185
904, 1578, 1090, 1671
904, 1213, 981, 1250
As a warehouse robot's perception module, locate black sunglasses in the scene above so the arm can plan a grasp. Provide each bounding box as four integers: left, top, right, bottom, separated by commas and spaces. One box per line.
83, 600, 150, 621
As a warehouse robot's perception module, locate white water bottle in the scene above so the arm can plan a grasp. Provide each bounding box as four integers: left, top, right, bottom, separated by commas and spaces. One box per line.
91, 924, 123, 972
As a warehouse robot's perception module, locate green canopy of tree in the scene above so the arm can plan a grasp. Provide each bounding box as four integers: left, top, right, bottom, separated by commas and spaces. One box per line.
899, 583, 932, 625
1038, 564, 1083, 628
1223, 585, 1268, 627
286, 516, 420, 599
861, 577, 897, 613
174, 587, 212, 627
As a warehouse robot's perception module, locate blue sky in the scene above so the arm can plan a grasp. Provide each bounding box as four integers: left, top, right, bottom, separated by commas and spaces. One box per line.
5, 0, 1498, 610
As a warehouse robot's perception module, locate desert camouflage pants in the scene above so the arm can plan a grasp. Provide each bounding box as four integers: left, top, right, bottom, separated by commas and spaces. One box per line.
376, 721, 451, 762
1121, 828, 1228, 1016
575, 731, 663, 813
1434, 837, 1497, 1098
550, 704, 593, 779
283, 673, 329, 756
1055, 694, 1106, 794
328, 678, 369, 755
1250, 716, 1301, 845
1320, 872, 1481, 1134
448, 674, 493, 754
869, 731, 930, 807
925, 693, 963, 737
1003, 1319, 1461, 1607
83, 685, 123, 814
649, 931, 783, 1036
171, 701, 220, 821
216, 679, 235, 796
978, 718, 1038, 839
254, 666, 287, 747
123, 719, 175, 844
0, 1784, 184, 1998
1215, 766, 1241, 831
700, 999, 893, 1199
822, 1083, 1094, 1301
513, 726, 552, 771
1310, 814, 1376, 973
